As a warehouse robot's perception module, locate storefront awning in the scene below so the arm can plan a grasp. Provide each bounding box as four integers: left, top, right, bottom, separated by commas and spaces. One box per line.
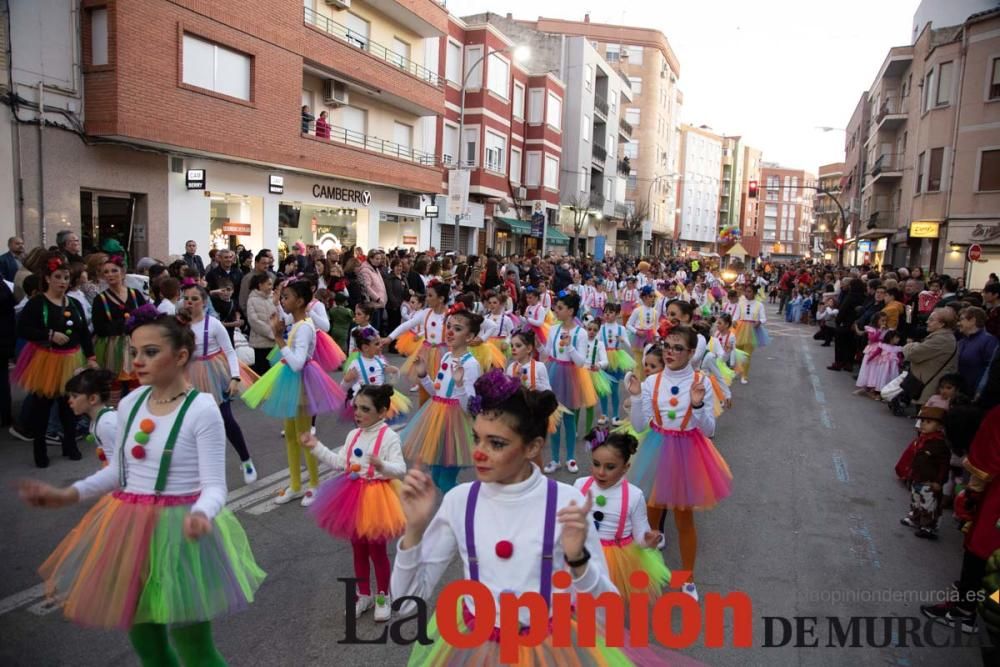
494, 217, 532, 235
858, 228, 895, 239
546, 226, 570, 244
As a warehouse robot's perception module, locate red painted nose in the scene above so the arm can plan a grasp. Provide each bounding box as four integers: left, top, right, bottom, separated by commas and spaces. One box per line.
473, 450, 489, 462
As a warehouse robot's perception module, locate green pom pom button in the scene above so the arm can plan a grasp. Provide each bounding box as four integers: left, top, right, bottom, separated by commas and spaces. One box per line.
667, 410, 677, 420
134, 431, 150, 445
595, 495, 607, 507
85, 433, 96, 444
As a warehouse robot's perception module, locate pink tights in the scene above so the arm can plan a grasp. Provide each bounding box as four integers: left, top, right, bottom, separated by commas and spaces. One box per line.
352, 538, 391, 597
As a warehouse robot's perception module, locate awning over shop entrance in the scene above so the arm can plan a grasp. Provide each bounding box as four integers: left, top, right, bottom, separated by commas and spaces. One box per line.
546, 226, 570, 244
494, 217, 532, 235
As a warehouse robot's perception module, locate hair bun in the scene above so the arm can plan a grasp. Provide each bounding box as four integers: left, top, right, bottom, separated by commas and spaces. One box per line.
124, 304, 163, 335
174, 307, 194, 327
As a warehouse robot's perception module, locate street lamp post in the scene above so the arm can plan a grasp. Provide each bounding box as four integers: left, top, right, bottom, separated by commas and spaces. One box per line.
453, 44, 530, 255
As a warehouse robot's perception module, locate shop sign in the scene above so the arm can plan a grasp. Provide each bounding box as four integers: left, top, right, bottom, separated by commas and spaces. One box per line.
312, 183, 371, 206
857, 241, 873, 252
222, 222, 252, 236
531, 212, 545, 238
909, 221, 940, 238
424, 205, 439, 219
875, 238, 887, 252
971, 224, 1000, 242
402, 235, 418, 245
269, 175, 284, 195
969, 244, 983, 262
186, 169, 205, 190
447, 169, 471, 218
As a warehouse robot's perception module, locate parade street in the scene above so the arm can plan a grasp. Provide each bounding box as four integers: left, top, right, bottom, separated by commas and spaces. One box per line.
0, 325, 984, 666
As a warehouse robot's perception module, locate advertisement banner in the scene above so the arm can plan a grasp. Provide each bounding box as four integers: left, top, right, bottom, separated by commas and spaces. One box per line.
447, 169, 470, 218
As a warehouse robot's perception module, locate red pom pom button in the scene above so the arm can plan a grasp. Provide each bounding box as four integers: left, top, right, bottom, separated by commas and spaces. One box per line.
139, 419, 155, 434
131, 445, 146, 459
495, 540, 514, 559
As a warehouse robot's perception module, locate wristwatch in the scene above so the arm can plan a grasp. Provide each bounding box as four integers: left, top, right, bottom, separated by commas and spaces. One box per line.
564, 546, 591, 568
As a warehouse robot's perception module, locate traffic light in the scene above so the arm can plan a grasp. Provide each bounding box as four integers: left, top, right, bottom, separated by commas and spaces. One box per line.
835, 237, 845, 248
748, 180, 758, 199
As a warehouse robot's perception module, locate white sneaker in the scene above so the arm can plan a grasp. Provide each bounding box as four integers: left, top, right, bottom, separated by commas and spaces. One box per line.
274, 487, 304, 505
409, 385, 419, 393
740, 377, 749, 385
543, 460, 561, 474
566, 459, 579, 474
657, 533, 666, 550
280, 429, 285, 437
310, 426, 317, 436
682, 582, 699, 601
242, 460, 258, 485
374, 592, 391, 622
300, 488, 317, 507
355, 594, 374, 616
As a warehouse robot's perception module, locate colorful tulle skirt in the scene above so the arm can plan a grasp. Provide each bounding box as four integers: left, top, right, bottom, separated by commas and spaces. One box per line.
13, 343, 84, 398
471, 340, 506, 371
38, 491, 265, 630
734, 321, 769, 351
547, 360, 598, 410
629, 424, 732, 510
590, 369, 615, 398
187, 351, 259, 404
400, 396, 474, 467
602, 537, 671, 600
401, 341, 447, 380
95, 335, 135, 382
242, 359, 347, 419
621, 302, 637, 319
266, 330, 345, 373
310, 476, 405, 541
396, 330, 422, 357
526, 321, 550, 346
607, 348, 636, 375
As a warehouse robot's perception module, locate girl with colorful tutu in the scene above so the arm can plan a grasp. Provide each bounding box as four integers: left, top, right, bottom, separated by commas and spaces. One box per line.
620, 276, 639, 320
479, 290, 517, 360
180, 283, 259, 485
66, 368, 118, 469
713, 313, 749, 382
274, 276, 346, 372
242, 279, 347, 508
583, 315, 612, 435
574, 431, 669, 602
92, 254, 146, 398
625, 325, 733, 601
521, 285, 550, 346
304, 384, 407, 623
543, 291, 598, 476
854, 312, 890, 398
600, 304, 634, 422
19, 305, 265, 666
399, 304, 483, 493
14, 252, 97, 467
733, 284, 769, 383
385, 281, 450, 406
347, 301, 378, 358
341, 326, 411, 421
626, 286, 661, 379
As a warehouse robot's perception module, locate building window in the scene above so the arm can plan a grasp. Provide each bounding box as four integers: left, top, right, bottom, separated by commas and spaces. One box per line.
487, 54, 509, 99
585, 64, 593, 90
510, 147, 522, 184
978, 149, 1000, 191
544, 155, 559, 189
936, 61, 953, 106
182, 34, 251, 101
525, 151, 542, 186
627, 170, 637, 189
341, 106, 367, 137
625, 46, 643, 64
605, 44, 620, 63
923, 68, 936, 112
546, 92, 562, 130
579, 172, 587, 193
484, 131, 506, 173
528, 89, 544, 124
462, 127, 479, 167
624, 141, 638, 159
582, 116, 590, 142
398, 193, 420, 209
513, 83, 525, 119
625, 108, 640, 126
443, 123, 459, 166
990, 57, 1000, 100
344, 13, 370, 49
916, 151, 925, 193
446, 41, 462, 84
393, 122, 412, 151
629, 77, 642, 95
390, 38, 410, 70
464, 46, 483, 88
89, 7, 108, 66
927, 147, 944, 191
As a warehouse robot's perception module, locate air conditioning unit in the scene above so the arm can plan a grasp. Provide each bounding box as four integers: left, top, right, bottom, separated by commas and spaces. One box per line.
323, 80, 349, 107
516, 186, 527, 200
324, 0, 351, 9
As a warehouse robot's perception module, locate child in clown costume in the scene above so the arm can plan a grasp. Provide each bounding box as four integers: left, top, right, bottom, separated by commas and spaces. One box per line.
385, 281, 450, 407
600, 303, 634, 422
626, 286, 661, 379
92, 254, 146, 399
733, 284, 769, 384
521, 285, 551, 346
340, 326, 411, 422
583, 315, 613, 435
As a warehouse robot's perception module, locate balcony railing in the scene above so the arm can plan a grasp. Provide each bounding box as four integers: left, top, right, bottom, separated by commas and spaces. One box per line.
304, 7, 442, 88
594, 97, 609, 117
614, 201, 629, 218
874, 95, 904, 124
619, 118, 633, 137
870, 153, 902, 177
866, 209, 898, 230
589, 191, 606, 207
305, 121, 438, 166
592, 144, 608, 163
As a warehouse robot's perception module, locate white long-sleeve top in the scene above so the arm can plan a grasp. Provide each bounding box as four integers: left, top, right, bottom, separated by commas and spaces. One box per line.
343, 353, 390, 395
572, 476, 652, 542
507, 358, 552, 391
72, 391, 228, 519
418, 350, 480, 410
585, 336, 609, 370
544, 321, 588, 366
391, 466, 617, 625
191, 315, 240, 378
309, 421, 406, 481
629, 365, 716, 437
480, 312, 516, 340
281, 319, 317, 372
690, 334, 708, 367
722, 300, 740, 319
626, 304, 659, 335
280, 300, 329, 333
713, 330, 736, 355
90, 407, 119, 463
620, 288, 639, 306
523, 303, 548, 328
735, 298, 767, 324
539, 291, 552, 309
599, 322, 631, 351
388, 307, 447, 346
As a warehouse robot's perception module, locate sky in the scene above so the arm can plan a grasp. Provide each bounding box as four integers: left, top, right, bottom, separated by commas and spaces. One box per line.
446, 0, 918, 172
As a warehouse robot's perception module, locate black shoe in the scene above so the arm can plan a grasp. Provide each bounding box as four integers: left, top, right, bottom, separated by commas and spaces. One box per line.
915, 528, 938, 540
45, 432, 62, 446
921, 602, 977, 633
821, 342, 832, 347
62, 445, 82, 461
827, 364, 842, 371
9, 424, 32, 441
33, 443, 49, 468
900, 516, 917, 527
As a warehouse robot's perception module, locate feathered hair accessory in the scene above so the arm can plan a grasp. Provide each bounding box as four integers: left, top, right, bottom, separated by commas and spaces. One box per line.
468, 369, 522, 417
447, 302, 466, 317
125, 303, 163, 335
107, 254, 125, 268
46, 257, 65, 274
180, 277, 199, 288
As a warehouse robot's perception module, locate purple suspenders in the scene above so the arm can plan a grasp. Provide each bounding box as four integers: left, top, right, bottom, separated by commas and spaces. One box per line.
464, 477, 559, 604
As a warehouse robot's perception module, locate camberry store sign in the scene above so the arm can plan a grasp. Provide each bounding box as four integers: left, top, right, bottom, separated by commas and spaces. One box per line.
312, 183, 372, 206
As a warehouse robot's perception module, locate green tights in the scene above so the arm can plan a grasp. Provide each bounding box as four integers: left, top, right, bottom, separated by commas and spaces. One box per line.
128, 622, 227, 667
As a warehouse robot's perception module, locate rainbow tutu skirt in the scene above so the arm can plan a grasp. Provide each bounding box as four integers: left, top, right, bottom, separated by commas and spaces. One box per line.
401, 341, 446, 380
628, 424, 732, 510
395, 330, 422, 357
13, 343, 85, 398
95, 335, 135, 382
266, 330, 345, 373
399, 396, 474, 467
187, 350, 259, 404
310, 475, 405, 542
470, 340, 506, 371
590, 369, 615, 398
734, 321, 769, 350
601, 537, 671, 601
38, 491, 265, 630
607, 348, 637, 376
547, 360, 598, 410
527, 321, 550, 346
242, 359, 347, 419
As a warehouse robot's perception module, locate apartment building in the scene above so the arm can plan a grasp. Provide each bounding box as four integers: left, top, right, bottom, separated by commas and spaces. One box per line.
675, 125, 723, 254
4, 0, 449, 258
738, 145, 764, 260
757, 164, 816, 260
841, 92, 871, 265
513, 16, 683, 256
813, 162, 845, 259
856, 7, 1000, 281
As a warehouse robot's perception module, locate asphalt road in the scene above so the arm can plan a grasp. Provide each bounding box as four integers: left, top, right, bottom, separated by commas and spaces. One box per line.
0, 318, 987, 666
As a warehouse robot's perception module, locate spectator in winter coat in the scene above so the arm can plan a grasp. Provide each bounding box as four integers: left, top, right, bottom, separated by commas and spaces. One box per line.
357, 249, 388, 331
246, 273, 277, 376
903, 308, 959, 405
957, 307, 999, 395
385, 258, 408, 336
301, 105, 314, 134
315, 110, 331, 139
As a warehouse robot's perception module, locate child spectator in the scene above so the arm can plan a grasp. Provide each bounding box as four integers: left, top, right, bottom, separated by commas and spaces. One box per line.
328, 292, 353, 356
209, 277, 242, 344
156, 277, 180, 316
814, 296, 838, 346
897, 405, 950, 539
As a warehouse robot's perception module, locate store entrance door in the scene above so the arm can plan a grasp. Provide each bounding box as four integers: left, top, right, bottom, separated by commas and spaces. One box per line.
81, 190, 137, 258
